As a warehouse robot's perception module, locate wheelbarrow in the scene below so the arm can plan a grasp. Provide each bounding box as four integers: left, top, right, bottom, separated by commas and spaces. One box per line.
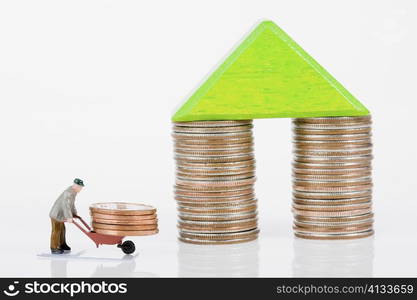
72, 216, 136, 254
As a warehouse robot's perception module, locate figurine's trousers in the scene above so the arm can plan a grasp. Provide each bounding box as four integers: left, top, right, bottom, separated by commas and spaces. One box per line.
50, 218, 66, 249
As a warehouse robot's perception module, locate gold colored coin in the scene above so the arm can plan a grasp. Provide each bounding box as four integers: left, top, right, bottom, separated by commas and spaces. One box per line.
92, 217, 158, 225
94, 228, 159, 236
92, 222, 158, 231
90, 212, 157, 221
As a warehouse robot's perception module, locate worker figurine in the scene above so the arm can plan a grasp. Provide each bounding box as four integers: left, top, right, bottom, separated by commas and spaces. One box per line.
49, 178, 84, 254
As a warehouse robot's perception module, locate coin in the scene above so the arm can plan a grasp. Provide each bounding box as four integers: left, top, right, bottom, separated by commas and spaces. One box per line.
176, 173, 255, 181
293, 225, 373, 233
175, 154, 255, 163
293, 148, 372, 157
177, 199, 258, 208
175, 148, 254, 156
175, 189, 254, 198
94, 228, 159, 236
178, 236, 258, 245
292, 207, 372, 217
294, 219, 373, 227
90, 212, 157, 221
179, 229, 259, 240
93, 223, 158, 231
175, 142, 254, 150
178, 217, 257, 225
293, 167, 371, 175
92, 217, 158, 225
292, 196, 371, 206
90, 202, 156, 216
294, 116, 371, 124
176, 159, 255, 168
293, 184, 373, 192
293, 190, 372, 200
293, 127, 371, 135
179, 211, 258, 221
292, 201, 372, 211
175, 195, 256, 203
178, 204, 257, 214
294, 213, 374, 223
294, 155, 373, 163
176, 177, 256, 188
294, 133, 371, 141
294, 229, 374, 240
293, 161, 371, 169
177, 167, 255, 176
173, 124, 253, 133
174, 137, 253, 145
294, 177, 371, 187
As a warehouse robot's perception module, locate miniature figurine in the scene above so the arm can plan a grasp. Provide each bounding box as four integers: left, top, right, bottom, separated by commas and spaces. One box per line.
49, 178, 84, 254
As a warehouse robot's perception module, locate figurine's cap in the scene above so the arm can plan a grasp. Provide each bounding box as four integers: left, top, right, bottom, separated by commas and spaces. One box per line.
73, 178, 84, 186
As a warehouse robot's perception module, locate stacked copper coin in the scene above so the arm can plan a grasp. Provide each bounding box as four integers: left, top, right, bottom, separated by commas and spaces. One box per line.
90, 202, 159, 236
292, 116, 374, 240
173, 120, 259, 245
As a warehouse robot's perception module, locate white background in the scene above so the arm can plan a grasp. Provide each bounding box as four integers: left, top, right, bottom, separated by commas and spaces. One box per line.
0, 0, 416, 277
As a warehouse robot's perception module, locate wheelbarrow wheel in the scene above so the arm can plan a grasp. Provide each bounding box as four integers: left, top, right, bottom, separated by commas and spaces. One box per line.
119, 240, 135, 254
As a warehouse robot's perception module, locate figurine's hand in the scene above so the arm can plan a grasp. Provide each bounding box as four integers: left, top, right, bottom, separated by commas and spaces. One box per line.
66, 218, 73, 223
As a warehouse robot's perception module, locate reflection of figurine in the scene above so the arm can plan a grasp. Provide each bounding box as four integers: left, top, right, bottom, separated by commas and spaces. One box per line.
49, 178, 84, 254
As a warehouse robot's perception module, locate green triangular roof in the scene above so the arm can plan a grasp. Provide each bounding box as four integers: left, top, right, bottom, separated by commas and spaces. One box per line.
172, 21, 369, 122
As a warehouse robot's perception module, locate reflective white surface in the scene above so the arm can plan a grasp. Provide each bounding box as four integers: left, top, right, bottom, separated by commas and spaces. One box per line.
0, 228, 416, 277
292, 237, 374, 277
178, 240, 260, 277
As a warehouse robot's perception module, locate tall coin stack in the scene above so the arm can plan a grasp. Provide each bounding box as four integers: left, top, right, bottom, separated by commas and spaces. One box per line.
292, 116, 374, 240
173, 120, 259, 245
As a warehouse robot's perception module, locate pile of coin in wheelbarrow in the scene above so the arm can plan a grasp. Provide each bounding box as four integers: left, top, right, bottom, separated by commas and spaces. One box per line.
90, 202, 159, 236
172, 120, 259, 245
292, 116, 374, 240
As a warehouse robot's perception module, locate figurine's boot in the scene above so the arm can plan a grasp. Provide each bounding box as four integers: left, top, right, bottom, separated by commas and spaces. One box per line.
60, 243, 71, 251
51, 248, 64, 254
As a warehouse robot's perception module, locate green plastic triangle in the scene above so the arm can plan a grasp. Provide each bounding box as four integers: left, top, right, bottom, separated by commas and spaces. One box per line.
172, 21, 369, 122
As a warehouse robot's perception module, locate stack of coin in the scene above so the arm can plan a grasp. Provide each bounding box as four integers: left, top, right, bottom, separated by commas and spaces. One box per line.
292, 116, 374, 240
173, 120, 259, 245
90, 202, 159, 236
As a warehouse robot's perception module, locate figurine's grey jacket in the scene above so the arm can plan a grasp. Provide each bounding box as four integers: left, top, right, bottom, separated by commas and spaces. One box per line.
49, 186, 78, 222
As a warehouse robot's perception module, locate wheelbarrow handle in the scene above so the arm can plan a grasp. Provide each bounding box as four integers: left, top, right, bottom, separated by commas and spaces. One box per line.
73, 216, 92, 232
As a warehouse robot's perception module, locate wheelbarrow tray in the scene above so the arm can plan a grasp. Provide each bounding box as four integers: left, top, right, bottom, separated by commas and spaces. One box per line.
85, 231, 124, 246
71, 217, 136, 254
